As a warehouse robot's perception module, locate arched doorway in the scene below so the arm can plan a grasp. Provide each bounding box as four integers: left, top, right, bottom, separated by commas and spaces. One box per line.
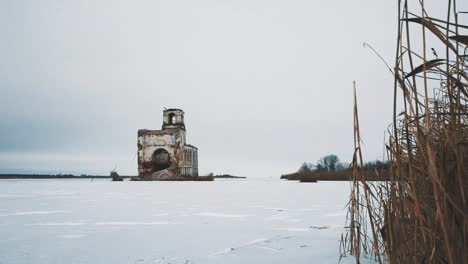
152, 148, 171, 171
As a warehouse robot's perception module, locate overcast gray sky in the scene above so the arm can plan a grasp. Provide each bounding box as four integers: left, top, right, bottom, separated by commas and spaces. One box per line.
1, 0, 465, 177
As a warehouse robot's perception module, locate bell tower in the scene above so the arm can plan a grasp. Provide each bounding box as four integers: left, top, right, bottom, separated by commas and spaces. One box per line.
162, 108, 186, 130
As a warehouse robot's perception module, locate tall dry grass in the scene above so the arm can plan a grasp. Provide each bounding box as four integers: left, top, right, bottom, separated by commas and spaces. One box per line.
284, 169, 388, 181
341, 1, 468, 263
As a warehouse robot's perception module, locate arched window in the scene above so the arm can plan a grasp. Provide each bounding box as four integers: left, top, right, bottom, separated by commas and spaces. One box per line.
168, 113, 176, 124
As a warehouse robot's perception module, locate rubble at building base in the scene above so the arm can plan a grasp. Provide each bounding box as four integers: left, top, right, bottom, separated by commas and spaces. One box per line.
133, 169, 176, 181
131, 170, 213, 181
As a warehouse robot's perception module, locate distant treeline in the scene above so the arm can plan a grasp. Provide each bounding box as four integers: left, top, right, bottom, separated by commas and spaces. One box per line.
0, 174, 245, 180
282, 154, 389, 181
0, 174, 135, 179
297, 154, 388, 173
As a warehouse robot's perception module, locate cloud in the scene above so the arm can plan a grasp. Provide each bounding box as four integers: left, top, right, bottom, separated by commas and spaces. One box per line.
0, 0, 427, 177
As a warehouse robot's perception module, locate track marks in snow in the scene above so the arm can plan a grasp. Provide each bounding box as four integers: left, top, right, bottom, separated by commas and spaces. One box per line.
95, 221, 177, 225
194, 212, 249, 218
0, 210, 71, 217
210, 235, 292, 256
28, 222, 86, 226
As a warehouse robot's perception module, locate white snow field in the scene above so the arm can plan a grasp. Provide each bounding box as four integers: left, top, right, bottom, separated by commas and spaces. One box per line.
0, 179, 360, 264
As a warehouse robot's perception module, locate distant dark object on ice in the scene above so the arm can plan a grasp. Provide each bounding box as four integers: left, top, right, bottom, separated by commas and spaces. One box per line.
111, 171, 123, 181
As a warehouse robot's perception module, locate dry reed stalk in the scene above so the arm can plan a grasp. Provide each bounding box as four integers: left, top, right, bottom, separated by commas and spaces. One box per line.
342, 0, 468, 263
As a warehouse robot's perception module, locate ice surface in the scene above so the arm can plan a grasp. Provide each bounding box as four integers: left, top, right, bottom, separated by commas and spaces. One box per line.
0, 179, 362, 264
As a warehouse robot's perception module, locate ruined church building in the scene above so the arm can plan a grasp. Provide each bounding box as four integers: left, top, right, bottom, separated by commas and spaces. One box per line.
137, 109, 198, 178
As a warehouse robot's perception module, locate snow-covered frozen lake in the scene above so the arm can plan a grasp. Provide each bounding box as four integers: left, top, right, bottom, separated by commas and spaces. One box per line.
0, 179, 356, 264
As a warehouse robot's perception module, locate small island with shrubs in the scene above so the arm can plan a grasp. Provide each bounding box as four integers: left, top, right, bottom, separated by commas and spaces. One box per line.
282, 154, 388, 182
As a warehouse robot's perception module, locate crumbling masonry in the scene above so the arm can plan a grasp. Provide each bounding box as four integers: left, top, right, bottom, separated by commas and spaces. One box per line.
137, 109, 198, 180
